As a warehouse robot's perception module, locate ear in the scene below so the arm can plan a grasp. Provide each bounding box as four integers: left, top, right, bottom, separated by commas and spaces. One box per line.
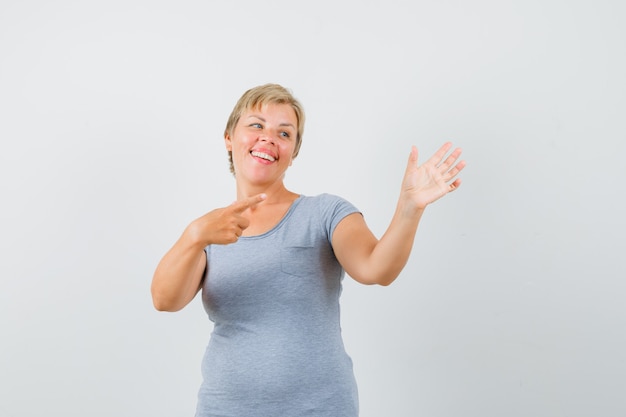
224, 133, 232, 151
289, 149, 298, 166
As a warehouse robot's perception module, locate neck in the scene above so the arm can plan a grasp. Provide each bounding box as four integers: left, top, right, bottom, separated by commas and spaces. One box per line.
235, 178, 296, 204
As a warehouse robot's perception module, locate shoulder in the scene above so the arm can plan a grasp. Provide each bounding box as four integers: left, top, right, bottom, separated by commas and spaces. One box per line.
299, 193, 356, 210
295, 194, 360, 239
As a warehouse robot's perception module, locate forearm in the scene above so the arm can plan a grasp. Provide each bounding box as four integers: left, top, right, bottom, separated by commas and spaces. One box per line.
335, 200, 424, 286
364, 201, 424, 285
151, 227, 207, 312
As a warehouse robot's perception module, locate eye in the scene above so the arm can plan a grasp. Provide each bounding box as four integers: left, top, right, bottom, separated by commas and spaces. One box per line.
250, 123, 262, 128
280, 131, 290, 138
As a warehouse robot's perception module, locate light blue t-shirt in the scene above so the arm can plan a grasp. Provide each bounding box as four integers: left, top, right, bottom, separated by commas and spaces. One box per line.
196, 194, 360, 417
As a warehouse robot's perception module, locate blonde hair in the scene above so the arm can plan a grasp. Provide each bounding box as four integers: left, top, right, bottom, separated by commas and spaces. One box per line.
224, 84, 305, 174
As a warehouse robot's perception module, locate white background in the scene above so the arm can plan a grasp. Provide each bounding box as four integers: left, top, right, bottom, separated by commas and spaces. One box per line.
1, 0, 625, 416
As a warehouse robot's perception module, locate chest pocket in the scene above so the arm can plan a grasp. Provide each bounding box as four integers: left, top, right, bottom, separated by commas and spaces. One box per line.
280, 231, 318, 277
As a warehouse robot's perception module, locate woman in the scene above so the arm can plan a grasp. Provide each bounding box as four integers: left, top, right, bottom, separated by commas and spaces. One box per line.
151, 84, 465, 416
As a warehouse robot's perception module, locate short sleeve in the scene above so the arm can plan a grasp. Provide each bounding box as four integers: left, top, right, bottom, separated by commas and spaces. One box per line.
317, 193, 361, 242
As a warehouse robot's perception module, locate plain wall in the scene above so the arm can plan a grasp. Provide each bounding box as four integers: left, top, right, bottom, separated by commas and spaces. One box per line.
1, 0, 625, 416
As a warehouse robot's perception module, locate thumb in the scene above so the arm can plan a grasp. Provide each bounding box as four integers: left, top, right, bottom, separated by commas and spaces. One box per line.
405, 146, 418, 173
231, 193, 267, 213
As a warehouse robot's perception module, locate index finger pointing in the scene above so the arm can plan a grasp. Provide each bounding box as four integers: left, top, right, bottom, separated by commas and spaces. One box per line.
230, 193, 267, 213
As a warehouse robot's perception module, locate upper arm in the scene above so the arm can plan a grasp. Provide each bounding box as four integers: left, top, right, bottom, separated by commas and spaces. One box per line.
182, 252, 206, 306
331, 212, 380, 285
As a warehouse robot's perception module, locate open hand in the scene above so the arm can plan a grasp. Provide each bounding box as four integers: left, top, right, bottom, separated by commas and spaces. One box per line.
401, 142, 465, 210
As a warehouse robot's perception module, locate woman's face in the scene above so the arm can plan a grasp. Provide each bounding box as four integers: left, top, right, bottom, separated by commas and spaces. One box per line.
225, 103, 298, 186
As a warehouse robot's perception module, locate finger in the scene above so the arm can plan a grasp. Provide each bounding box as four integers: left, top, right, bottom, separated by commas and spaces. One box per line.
225, 226, 243, 244
448, 178, 462, 192
425, 142, 453, 166
444, 160, 466, 182
237, 216, 250, 230
405, 145, 418, 172
438, 148, 463, 172
230, 193, 267, 213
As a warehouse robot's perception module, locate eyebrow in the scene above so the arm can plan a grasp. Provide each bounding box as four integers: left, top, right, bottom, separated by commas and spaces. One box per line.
246, 115, 296, 129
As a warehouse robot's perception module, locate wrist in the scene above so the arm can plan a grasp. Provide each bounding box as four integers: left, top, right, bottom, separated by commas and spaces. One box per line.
183, 220, 211, 250
396, 196, 425, 220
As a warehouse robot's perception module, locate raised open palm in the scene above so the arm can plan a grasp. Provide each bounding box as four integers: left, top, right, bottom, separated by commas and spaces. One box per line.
401, 142, 466, 210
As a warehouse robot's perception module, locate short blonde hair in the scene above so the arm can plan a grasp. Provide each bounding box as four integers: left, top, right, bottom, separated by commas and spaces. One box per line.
224, 84, 305, 174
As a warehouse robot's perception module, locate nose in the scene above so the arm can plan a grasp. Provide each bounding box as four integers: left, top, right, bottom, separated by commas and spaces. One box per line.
259, 133, 276, 144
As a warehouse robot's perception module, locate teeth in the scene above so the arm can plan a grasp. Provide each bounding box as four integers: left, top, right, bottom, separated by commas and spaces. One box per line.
251, 151, 276, 162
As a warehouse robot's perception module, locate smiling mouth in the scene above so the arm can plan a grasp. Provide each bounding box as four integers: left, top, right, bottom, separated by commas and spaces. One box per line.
250, 151, 276, 162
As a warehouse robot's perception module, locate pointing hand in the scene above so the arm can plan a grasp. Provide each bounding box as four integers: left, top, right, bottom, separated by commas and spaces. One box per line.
188, 193, 267, 246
